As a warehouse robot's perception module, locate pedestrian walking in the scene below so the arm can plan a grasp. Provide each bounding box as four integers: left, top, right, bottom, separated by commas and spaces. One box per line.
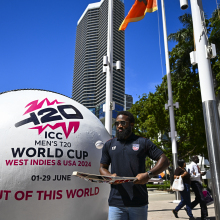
100, 111, 170, 220
188, 155, 209, 220
172, 159, 195, 220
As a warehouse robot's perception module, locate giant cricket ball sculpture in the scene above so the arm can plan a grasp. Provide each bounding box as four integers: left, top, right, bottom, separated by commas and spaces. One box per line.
0, 89, 110, 220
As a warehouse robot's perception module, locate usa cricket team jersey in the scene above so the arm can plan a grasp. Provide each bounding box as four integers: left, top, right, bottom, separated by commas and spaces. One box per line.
100, 133, 163, 207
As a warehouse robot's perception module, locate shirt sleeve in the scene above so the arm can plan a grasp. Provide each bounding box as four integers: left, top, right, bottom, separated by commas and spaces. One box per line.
190, 163, 201, 179
188, 164, 193, 176
145, 138, 163, 161
100, 141, 111, 165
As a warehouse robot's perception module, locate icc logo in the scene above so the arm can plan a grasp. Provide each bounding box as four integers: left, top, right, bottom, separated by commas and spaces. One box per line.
15, 98, 83, 139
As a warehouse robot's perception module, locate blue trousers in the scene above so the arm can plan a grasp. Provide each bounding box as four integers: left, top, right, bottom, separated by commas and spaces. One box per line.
175, 183, 194, 217
108, 205, 148, 220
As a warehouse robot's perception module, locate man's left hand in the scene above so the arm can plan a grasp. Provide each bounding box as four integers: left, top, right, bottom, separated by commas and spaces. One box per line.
134, 173, 150, 185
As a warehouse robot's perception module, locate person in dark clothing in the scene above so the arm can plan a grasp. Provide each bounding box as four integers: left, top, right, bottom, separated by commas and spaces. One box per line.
100, 111, 170, 220
188, 155, 209, 220
172, 159, 195, 220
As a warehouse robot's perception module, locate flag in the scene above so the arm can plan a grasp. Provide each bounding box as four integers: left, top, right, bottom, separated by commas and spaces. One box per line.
159, 172, 165, 178
119, 0, 158, 31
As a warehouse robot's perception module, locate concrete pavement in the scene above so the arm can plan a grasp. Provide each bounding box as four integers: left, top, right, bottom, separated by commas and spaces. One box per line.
148, 189, 216, 219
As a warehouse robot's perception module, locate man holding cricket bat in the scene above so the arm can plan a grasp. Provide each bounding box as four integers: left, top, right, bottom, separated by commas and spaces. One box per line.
100, 111, 170, 220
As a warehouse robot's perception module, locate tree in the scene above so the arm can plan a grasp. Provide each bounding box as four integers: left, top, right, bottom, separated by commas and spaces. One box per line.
145, 157, 154, 171
168, 14, 207, 158
130, 11, 220, 165
209, 8, 220, 112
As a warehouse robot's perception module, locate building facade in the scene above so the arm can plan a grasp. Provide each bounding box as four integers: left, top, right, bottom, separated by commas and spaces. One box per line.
72, 0, 125, 120
124, 94, 133, 110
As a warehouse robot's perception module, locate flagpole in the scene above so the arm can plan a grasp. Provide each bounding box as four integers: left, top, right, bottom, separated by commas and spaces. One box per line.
105, 0, 114, 135
160, 0, 180, 202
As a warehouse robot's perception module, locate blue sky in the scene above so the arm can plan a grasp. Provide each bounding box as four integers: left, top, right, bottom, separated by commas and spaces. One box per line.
0, 0, 218, 103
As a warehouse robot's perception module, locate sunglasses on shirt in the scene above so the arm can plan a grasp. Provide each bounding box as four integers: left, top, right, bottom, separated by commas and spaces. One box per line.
114, 121, 129, 127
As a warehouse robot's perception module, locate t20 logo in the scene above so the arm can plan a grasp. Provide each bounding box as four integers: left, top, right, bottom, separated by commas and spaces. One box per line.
15, 98, 83, 139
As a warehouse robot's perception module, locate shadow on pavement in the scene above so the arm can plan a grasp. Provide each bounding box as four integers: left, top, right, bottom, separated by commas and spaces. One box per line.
195, 218, 216, 220
148, 207, 215, 213
148, 208, 200, 212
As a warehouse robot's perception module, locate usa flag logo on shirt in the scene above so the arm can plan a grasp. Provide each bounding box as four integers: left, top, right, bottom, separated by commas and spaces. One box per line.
132, 144, 139, 151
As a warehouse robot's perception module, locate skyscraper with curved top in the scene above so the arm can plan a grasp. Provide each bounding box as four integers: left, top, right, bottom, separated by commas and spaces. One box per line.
72, 0, 125, 121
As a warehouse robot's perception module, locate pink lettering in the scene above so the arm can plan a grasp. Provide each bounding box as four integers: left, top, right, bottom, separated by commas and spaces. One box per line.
66, 188, 99, 199
5, 160, 13, 166
66, 189, 76, 198
5, 159, 29, 166
36, 190, 62, 200
76, 189, 83, 198
25, 191, 33, 200
14, 191, 25, 200
37, 191, 44, 200
39, 160, 45, 165
30, 159, 56, 166
56, 190, 63, 199
44, 190, 52, 200
84, 188, 89, 197
0, 190, 11, 200
95, 187, 99, 195
90, 187, 94, 196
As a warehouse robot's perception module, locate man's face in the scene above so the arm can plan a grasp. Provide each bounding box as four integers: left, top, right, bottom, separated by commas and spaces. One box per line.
115, 114, 133, 140
194, 156, 199, 164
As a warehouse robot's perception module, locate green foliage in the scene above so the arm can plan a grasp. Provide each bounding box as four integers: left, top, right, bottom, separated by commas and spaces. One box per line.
130, 11, 220, 164
209, 8, 220, 94
145, 157, 154, 171
169, 14, 207, 159
147, 180, 170, 190
202, 182, 208, 189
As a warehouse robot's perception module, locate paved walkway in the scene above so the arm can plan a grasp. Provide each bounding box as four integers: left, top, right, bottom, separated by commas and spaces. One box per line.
148, 190, 215, 219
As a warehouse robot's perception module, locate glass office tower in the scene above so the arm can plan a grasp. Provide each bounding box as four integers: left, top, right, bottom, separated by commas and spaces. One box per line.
124, 94, 133, 110
72, 0, 125, 122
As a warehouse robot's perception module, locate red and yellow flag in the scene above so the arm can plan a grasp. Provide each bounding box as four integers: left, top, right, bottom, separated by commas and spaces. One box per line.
119, 0, 158, 31
159, 172, 165, 178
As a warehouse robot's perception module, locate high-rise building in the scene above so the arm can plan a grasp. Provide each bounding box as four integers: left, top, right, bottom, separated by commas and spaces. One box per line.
72, 0, 125, 121
124, 94, 133, 110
